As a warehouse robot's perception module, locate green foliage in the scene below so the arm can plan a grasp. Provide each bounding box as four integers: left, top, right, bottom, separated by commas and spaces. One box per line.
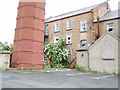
0, 68, 9, 71
0, 41, 13, 52
75, 66, 87, 72
75, 66, 98, 73
44, 39, 68, 68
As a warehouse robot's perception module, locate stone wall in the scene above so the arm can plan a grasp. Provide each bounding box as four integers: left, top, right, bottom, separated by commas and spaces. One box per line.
0, 51, 11, 68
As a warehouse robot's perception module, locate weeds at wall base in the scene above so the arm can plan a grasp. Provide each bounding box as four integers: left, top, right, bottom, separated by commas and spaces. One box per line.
75, 66, 119, 75
0, 68, 9, 71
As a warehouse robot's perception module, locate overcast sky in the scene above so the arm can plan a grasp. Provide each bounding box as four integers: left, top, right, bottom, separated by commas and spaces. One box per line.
0, 0, 119, 44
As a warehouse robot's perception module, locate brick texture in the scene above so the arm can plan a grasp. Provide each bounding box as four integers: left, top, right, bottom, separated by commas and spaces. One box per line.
11, 1, 45, 69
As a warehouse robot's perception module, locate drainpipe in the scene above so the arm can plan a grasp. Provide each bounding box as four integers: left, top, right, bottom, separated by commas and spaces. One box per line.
88, 51, 91, 71
97, 17, 100, 39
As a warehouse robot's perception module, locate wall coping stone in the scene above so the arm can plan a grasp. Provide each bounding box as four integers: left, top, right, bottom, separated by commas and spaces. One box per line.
0, 51, 11, 54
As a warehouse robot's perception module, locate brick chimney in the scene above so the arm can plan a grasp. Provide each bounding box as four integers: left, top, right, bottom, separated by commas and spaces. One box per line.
11, 0, 45, 69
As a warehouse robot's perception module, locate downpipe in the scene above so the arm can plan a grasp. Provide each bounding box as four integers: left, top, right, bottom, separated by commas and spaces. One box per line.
88, 51, 91, 71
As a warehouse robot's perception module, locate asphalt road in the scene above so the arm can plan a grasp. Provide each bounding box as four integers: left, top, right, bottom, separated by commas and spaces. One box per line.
1, 69, 118, 88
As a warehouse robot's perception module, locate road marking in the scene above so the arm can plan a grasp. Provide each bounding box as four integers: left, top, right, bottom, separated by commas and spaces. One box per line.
46, 71, 50, 72
22, 72, 33, 74
91, 75, 114, 80
66, 73, 90, 76
46, 69, 72, 72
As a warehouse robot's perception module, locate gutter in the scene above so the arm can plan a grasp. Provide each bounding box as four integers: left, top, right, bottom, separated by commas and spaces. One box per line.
88, 51, 91, 71
97, 17, 100, 38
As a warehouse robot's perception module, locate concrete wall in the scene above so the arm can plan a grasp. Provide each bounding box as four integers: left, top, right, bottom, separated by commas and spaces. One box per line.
77, 50, 88, 69
0, 51, 10, 68
77, 33, 119, 74
89, 33, 118, 74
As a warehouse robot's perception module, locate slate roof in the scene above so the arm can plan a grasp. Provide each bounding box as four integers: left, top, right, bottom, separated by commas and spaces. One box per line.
94, 9, 120, 22
45, 2, 104, 23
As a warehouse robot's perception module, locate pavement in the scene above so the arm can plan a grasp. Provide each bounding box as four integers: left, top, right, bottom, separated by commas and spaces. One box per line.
1, 68, 119, 88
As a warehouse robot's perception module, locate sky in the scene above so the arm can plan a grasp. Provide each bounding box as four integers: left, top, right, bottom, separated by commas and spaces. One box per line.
0, 0, 119, 44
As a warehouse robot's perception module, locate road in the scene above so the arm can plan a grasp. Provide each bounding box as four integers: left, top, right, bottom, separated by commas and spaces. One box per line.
1, 69, 118, 88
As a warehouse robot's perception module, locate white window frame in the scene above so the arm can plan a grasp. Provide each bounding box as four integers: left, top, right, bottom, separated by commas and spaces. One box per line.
45, 24, 49, 35
55, 22, 60, 32
54, 35, 59, 43
80, 20, 87, 32
66, 33, 72, 45
67, 19, 72, 30
80, 40, 87, 47
44, 37, 48, 46
67, 50, 72, 58
107, 23, 114, 33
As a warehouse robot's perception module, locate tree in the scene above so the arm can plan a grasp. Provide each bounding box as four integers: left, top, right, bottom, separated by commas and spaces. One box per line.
0, 41, 4, 50
44, 39, 68, 68
0, 41, 13, 52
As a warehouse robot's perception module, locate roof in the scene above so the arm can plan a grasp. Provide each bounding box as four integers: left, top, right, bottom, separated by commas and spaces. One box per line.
89, 31, 120, 51
45, 3, 104, 23
94, 9, 120, 22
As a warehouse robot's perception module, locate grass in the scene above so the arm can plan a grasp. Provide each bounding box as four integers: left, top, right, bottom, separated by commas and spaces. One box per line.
0, 68, 9, 71
75, 66, 88, 72
16, 67, 49, 71
75, 66, 101, 74
75, 66, 119, 75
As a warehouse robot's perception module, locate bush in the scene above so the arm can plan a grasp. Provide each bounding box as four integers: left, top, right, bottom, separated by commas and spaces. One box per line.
0, 41, 13, 52
44, 39, 68, 68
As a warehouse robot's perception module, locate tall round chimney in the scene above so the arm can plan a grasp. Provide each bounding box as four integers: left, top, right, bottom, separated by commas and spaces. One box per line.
11, 0, 45, 69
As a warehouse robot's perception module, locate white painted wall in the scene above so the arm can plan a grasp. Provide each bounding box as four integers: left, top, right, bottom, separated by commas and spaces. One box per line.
89, 33, 119, 73
0, 54, 10, 68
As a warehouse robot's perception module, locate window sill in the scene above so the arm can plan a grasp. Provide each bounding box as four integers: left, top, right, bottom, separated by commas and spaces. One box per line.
55, 31, 60, 33
66, 43, 72, 45
66, 28, 72, 31
80, 31, 87, 33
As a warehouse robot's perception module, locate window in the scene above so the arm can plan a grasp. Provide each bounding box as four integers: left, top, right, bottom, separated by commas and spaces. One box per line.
66, 33, 72, 44
107, 23, 114, 33
67, 20, 72, 30
67, 50, 72, 58
68, 50, 72, 58
80, 40, 87, 47
54, 35, 59, 43
45, 25, 48, 35
44, 37, 48, 46
55, 22, 60, 32
80, 20, 87, 32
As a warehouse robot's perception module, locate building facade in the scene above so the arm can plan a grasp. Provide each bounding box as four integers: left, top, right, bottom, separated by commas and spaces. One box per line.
94, 10, 120, 38
76, 10, 120, 73
44, 2, 110, 66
